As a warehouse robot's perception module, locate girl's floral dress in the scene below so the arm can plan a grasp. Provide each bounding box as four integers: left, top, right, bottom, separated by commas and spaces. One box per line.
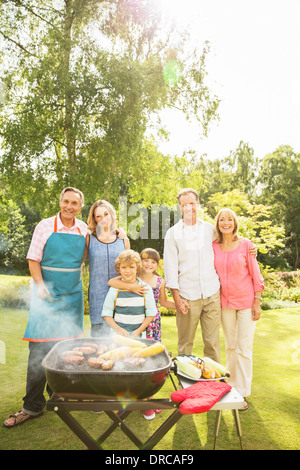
146, 276, 162, 341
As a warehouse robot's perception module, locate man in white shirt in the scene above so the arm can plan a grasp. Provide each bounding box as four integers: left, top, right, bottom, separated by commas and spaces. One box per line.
163, 188, 221, 361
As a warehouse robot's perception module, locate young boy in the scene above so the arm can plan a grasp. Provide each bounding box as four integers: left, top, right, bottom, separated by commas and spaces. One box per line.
102, 250, 156, 338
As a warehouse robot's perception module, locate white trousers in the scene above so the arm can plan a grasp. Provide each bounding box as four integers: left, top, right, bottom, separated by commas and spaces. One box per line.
221, 308, 256, 398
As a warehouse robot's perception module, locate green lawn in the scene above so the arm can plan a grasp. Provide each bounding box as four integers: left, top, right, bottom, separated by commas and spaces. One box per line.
0, 307, 299, 450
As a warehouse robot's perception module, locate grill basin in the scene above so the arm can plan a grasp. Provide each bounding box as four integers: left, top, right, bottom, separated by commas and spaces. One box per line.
42, 337, 172, 399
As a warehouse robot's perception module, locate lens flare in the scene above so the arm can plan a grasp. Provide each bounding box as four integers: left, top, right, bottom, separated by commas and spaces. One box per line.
163, 60, 182, 87
116, 391, 138, 410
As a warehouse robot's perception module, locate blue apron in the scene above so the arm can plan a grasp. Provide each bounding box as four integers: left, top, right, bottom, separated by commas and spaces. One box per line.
23, 216, 86, 342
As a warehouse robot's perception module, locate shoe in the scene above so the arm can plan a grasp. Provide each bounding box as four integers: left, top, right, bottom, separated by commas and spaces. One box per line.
143, 410, 155, 420
3, 410, 43, 428
240, 399, 248, 411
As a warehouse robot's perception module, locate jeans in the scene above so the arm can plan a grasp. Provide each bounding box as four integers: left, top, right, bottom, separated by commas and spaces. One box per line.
22, 341, 56, 415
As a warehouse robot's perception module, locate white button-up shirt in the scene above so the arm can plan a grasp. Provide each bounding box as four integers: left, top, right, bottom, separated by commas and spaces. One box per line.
163, 219, 220, 300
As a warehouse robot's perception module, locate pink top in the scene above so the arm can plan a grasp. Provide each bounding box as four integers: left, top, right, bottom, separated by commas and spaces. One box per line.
213, 238, 264, 310
26, 212, 88, 263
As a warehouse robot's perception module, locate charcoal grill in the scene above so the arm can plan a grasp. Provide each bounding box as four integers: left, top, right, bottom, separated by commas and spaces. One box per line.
42, 337, 172, 399
44, 341, 243, 450
43, 337, 180, 450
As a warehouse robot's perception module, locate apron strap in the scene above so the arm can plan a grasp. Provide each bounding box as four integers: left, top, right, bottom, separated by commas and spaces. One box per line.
54, 215, 82, 235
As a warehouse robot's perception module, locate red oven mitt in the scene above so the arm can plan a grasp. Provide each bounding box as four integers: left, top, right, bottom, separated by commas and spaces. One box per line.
171, 381, 232, 414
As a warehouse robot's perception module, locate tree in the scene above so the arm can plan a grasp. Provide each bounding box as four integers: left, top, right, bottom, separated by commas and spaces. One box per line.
0, 190, 30, 272
0, 0, 219, 215
257, 146, 300, 269
206, 189, 285, 258
223, 141, 258, 196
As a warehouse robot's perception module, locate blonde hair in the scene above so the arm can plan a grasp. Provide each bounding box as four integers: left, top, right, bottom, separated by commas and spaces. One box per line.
87, 200, 117, 236
115, 249, 142, 276
214, 208, 239, 243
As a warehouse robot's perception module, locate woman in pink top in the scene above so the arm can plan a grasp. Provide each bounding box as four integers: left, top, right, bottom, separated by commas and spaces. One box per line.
213, 208, 264, 409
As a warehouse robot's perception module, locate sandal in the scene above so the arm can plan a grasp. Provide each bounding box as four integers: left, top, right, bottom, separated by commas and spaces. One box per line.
240, 400, 248, 411
3, 410, 43, 428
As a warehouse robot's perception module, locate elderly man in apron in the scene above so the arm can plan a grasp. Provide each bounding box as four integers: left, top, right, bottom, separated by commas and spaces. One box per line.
4, 187, 88, 428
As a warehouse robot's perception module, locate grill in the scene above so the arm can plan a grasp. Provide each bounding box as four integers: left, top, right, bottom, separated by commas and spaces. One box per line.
43, 340, 241, 450
42, 337, 172, 399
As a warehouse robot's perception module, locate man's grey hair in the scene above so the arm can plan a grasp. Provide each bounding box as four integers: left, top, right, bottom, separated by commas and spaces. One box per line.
177, 188, 199, 203
59, 187, 84, 207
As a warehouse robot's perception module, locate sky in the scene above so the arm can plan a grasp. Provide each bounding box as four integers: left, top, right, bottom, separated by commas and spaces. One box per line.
153, 0, 300, 161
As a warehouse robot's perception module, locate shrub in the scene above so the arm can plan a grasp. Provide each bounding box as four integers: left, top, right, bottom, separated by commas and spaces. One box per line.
82, 265, 89, 314
281, 287, 300, 303
276, 271, 300, 288
0, 276, 31, 309
260, 268, 300, 309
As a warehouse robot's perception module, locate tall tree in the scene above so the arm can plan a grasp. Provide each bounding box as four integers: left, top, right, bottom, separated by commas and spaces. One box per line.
257, 146, 300, 269
224, 141, 258, 196
206, 189, 285, 258
0, 0, 219, 215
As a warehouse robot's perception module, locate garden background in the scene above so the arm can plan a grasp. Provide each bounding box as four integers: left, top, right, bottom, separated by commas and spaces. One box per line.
0, 0, 299, 451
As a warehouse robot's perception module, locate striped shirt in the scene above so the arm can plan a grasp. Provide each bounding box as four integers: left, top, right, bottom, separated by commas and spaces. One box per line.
102, 278, 157, 334
114, 290, 146, 333
26, 212, 88, 263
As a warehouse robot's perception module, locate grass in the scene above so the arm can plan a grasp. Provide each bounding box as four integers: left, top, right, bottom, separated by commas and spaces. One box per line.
0, 306, 299, 451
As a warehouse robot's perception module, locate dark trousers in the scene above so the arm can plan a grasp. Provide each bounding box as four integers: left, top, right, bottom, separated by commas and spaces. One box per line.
22, 341, 56, 415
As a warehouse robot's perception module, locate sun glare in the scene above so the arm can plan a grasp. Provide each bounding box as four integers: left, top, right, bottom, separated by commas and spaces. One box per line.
155, 0, 202, 26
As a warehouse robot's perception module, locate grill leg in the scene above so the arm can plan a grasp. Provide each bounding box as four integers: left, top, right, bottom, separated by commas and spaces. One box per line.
55, 409, 102, 450
101, 410, 143, 449
96, 410, 130, 444
140, 409, 182, 450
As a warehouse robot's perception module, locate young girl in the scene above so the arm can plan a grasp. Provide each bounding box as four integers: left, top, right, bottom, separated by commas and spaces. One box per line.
108, 248, 175, 341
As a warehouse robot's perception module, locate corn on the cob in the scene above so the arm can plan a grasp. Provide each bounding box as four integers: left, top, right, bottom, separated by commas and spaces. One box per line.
203, 357, 230, 377
133, 342, 165, 358
213, 369, 222, 379
177, 361, 202, 379
98, 346, 133, 361
112, 335, 146, 349
201, 364, 216, 379
187, 360, 221, 378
